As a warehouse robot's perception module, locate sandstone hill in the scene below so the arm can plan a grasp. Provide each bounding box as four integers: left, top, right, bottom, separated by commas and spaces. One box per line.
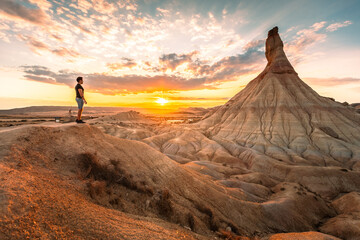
89, 111, 159, 140
197, 27, 360, 170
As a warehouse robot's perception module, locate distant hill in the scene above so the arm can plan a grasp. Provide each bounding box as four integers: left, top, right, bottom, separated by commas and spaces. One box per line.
0, 106, 136, 115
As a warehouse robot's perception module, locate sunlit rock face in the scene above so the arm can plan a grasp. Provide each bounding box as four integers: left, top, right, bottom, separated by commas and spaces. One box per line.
198, 26, 360, 169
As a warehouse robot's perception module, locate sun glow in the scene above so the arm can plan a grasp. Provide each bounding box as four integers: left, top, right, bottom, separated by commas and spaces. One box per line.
155, 97, 169, 105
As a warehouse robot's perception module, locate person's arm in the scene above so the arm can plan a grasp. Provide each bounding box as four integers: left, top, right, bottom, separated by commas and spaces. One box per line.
78, 89, 87, 104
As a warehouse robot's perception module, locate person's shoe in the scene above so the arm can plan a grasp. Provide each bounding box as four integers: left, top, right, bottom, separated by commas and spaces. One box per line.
78, 120, 86, 123
75, 119, 79, 123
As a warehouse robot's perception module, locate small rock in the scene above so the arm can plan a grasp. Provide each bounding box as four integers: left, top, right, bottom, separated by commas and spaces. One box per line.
184, 226, 191, 231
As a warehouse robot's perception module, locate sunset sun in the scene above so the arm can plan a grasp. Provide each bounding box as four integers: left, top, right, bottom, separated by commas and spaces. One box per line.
155, 97, 168, 106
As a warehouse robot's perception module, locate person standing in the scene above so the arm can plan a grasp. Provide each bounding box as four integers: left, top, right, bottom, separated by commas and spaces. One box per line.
75, 76, 87, 123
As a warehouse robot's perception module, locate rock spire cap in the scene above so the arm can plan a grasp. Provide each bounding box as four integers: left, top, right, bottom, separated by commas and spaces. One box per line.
264, 26, 296, 74
267, 26, 279, 37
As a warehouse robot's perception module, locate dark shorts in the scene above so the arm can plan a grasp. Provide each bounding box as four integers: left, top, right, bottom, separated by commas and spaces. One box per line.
76, 98, 84, 109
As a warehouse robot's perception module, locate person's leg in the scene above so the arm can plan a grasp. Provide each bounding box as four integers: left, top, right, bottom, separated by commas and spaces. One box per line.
76, 98, 84, 121
77, 108, 83, 120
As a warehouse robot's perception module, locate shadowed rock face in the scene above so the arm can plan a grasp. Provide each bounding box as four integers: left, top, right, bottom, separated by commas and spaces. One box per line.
198, 26, 360, 169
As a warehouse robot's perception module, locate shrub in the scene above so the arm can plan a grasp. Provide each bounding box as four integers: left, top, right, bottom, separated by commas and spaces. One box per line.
187, 213, 195, 231
79, 152, 118, 184
88, 180, 106, 198
79, 152, 153, 195
157, 189, 173, 217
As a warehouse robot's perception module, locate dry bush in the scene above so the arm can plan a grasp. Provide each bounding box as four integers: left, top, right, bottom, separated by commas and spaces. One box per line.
187, 213, 195, 231
79, 152, 118, 183
196, 204, 213, 218
157, 189, 173, 218
194, 203, 221, 231
79, 152, 153, 195
88, 180, 106, 199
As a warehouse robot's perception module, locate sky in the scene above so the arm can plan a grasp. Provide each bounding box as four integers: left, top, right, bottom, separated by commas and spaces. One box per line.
0, 0, 359, 111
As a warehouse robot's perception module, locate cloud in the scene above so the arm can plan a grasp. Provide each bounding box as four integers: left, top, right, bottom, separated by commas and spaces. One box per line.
52, 47, 83, 58
107, 58, 137, 70
28, 0, 52, 11
20, 41, 265, 95
26, 36, 49, 50
17, 35, 50, 54
157, 7, 170, 15
159, 51, 199, 71
243, 39, 265, 52
285, 22, 328, 64
0, 0, 50, 26
167, 96, 229, 101
326, 21, 352, 32
285, 20, 352, 65
187, 39, 265, 79
289, 21, 327, 53
74, 23, 93, 35
23, 75, 57, 84
91, 0, 119, 14
19, 65, 212, 94
304, 77, 360, 86
22, 65, 54, 76
0, 0, 248, 71
154, 39, 265, 80
18, 35, 85, 58
125, 3, 137, 11
20, 65, 76, 85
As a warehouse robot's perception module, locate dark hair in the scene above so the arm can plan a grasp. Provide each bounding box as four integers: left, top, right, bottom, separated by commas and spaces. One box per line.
76, 76, 83, 82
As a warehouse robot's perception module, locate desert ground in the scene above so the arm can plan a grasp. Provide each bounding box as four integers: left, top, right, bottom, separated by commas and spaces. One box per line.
1, 27, 360, 240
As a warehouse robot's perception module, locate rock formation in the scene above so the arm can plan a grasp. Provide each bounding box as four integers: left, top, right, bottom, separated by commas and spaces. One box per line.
198, 27, 360, 170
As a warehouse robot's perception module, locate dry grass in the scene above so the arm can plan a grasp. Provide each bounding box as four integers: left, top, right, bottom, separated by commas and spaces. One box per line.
194, 203, 220, 231
79, 152, 153, 196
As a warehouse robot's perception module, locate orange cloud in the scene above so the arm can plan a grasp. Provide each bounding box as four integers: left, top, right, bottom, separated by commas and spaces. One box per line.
52, 47, 82, 58
107, 58, 137, 70
284, 20, 352, 66
159, 51, 199, 71
20, 65, 216, 94
167, 96, 229, 101
304, 77, 360, 86
18, 35, 85, 58
0, 0, 51, 26
285, 22, 328, 64
20, 50, 263, 96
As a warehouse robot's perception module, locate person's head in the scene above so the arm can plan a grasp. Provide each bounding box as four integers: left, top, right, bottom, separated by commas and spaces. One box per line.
76, 76, 83, 84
